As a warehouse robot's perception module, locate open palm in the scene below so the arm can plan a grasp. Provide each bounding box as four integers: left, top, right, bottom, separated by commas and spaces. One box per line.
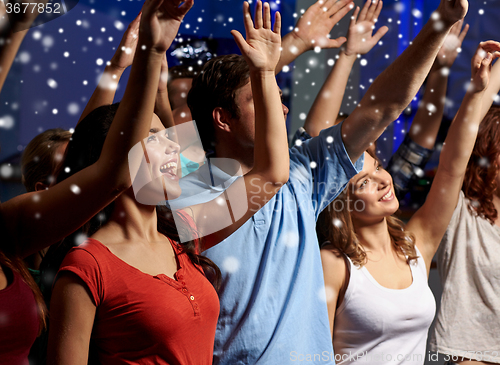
231, 1, 281, 72
345, 0, 388, 57
293, 0, 354, 50
141, 0, 194, 54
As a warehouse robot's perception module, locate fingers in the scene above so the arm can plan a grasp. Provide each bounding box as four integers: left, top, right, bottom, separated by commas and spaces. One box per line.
242, 2, 253, 36
479, 40, 500, 54
450, 19, 462, 36
143, 0, 164, 18
231, 29, 249, 55
365, 0, 380, 21
273, 11, 281, 35
328, 36, 347, 49
350, 6, 360, 28
477, 53, 492, 82
323, 0, 348, 14
328, 0, 354, 20
255, 0, 263, 29
373, 25, 389, 43
358, 0, 371, 22
177, 0, 194, 17
458, 23, 469, 43
372, 0, 383, 22
263, 2, 271, 29
131, 11, 142, 27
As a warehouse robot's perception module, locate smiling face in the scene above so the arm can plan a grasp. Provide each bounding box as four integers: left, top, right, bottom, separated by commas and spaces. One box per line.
142, 114, 181, 200
349, 152, 399, 225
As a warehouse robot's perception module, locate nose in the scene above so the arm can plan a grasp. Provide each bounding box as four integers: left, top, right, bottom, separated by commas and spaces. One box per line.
162, 136, 180, 155
375, 170, 391, 190
282, 103, 289, 119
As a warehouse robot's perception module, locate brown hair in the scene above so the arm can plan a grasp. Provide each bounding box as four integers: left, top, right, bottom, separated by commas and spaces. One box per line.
187, 54, 250, 151
462, 105, 500, 224
21, 128, 72, 192
319, 151, 417, 266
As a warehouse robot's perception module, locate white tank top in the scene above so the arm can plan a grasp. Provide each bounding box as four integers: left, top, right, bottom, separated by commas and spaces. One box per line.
333, 247, 436, 365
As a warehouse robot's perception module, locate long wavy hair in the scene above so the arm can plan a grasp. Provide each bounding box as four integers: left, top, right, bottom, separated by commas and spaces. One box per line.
41, 104, 220, 301
462, 105, 500, 224
319, 150, 417, 266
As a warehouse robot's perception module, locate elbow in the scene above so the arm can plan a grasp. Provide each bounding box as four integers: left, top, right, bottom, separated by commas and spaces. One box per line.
261, 169, 289, 186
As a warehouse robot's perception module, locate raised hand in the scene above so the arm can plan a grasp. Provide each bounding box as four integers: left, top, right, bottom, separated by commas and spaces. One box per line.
109, 12, 141, 71
344, 0, 388, 57
140, 0, 194, 55
291, 0, 354, 51
231, 1, 281, 72
434, 19, 468, 70
436, 0, 468, 27
470, 41, 500, 93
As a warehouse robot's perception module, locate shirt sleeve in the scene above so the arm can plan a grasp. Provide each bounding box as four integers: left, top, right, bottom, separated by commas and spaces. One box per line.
57, 245, 103, 307
386, 134, 434, 200
289, 122, 364, 218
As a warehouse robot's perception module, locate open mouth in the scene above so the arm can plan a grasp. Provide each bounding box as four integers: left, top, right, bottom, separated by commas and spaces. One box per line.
159, 161, 178, 180
379, 189, 394, 202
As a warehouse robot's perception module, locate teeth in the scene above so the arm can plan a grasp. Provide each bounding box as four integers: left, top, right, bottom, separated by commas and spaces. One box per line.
381, 190, 392, 201
160, 162, 177, 171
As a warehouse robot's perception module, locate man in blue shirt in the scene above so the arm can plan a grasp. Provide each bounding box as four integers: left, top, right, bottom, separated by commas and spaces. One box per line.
183, 1, 468, 363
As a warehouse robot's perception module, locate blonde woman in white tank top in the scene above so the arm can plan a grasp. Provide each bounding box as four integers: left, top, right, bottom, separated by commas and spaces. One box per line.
320, 40, 500, 365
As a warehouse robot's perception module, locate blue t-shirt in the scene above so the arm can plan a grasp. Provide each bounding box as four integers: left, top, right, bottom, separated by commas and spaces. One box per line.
201, 123, 363, 364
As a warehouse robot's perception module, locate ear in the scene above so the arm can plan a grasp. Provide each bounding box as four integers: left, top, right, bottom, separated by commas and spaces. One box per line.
213, 107, 233, 134
35, 182, 49, 192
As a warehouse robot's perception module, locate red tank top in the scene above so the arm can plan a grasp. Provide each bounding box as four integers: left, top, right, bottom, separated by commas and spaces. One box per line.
0, 266, 39, 365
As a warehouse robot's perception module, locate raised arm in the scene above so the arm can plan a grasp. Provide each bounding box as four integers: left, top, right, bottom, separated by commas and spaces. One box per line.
195, 1, 288, 250
304, 0, 388, 137
386, 21, 468, 199
407, 41, 500, 270
408, 20, 468, 149
77, 13, 141, 124
480, 52, 500, 119
276, 0, 354, 73
341, 0, 469, 162
0, 0, 194, 258
155, 53, 176, 129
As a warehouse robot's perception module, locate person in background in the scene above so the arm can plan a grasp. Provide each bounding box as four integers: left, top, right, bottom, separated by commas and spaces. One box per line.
21, 129, 71, 271
429, 62, 500, 365
386, 20, 469, 200
0, 0, 183, 363
321, 39, 498, 364
48, 1, 290, 363
182, 0, 470, 363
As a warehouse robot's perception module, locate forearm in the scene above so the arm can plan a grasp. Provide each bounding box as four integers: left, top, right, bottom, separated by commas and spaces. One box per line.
0, 28, 29, 93
155, 91, 175, 129
275, 32, 309, 74
342, 15, 454, 161
98, 48, 164, 187
251, 70, 289, 182
78, 65, 125, 124
304, 51, 356, 137
440, 90, 484, 177
408, 67, 448, 149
